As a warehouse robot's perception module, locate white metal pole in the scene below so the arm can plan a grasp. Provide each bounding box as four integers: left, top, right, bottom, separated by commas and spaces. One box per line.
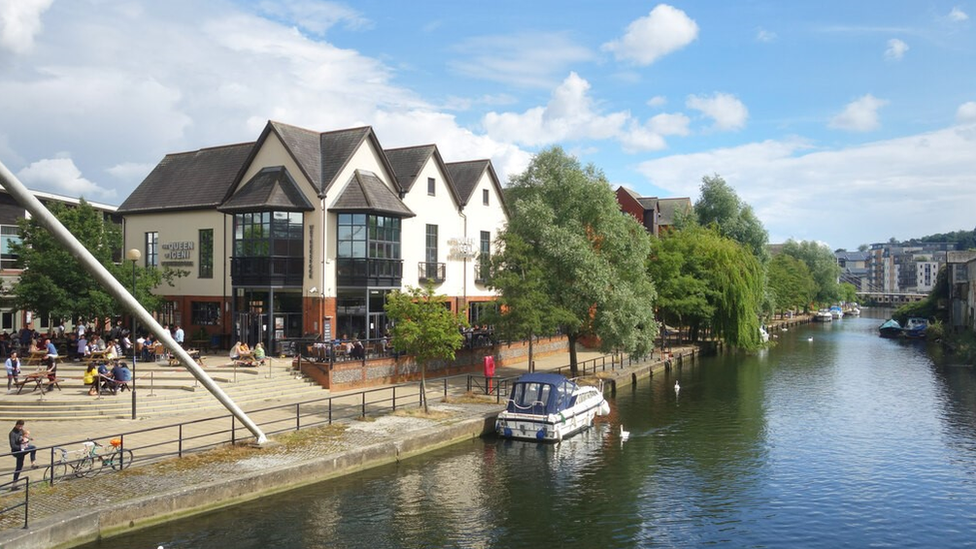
0, 159, 266, 443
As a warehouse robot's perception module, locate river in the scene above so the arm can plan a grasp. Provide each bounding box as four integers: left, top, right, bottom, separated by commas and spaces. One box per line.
82, 312, 976, 548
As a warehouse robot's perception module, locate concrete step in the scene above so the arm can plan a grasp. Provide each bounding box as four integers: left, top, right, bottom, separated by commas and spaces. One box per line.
0, 370, 324, 421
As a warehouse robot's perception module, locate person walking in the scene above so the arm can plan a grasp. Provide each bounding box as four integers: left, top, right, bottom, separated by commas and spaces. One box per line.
8, 420, 36, 488
44, 338, 58, 391
5, 351, 20, 392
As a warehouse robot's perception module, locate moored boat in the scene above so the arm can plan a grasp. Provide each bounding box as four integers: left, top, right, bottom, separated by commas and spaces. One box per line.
879, 319, 902, 338
814, 309, 833, 322
496, 373, 610, 442
829, 306, 844, 319
903, 317, 928, 340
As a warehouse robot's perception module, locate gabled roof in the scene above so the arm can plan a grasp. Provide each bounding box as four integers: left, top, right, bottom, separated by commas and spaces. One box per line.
246, 122, 399, 198
331, 170, 415, 218
637, 197, 659, 210
217, 166, 314, 213
385, 144, 462, 207
445, 160, 508, 214
657, 197, 692, 225
118, 142, 253, 214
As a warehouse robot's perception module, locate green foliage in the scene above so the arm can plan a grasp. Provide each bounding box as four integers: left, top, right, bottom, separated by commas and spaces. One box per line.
767, 254, 817, 312
649, 224, 765, 350
9, 199, 167, 323
496, 146, 657, 376
384, 284, 467, 412
780, 239, 841, 305
694, 174, 770, 263
838, 282, 858, 304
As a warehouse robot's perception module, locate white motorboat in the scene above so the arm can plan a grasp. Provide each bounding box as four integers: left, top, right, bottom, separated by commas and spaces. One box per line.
814, 310, 833, 322
496, 373, 611, 442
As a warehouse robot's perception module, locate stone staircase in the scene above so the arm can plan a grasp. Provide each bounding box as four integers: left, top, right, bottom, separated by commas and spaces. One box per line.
0, 359, 327, 421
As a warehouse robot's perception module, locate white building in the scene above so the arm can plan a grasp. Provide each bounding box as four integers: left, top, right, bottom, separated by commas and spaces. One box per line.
118, 121, 508, 353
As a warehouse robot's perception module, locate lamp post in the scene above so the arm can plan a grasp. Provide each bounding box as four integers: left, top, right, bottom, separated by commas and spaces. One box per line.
125, 248, 141, 420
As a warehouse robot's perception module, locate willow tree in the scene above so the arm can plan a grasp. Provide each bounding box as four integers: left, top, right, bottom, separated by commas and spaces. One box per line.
491, 147, 657, 377
649, 224, 764, 349
385, 284, 466, 413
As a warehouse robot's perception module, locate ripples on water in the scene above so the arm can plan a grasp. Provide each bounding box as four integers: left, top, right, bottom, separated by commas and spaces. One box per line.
83, 315, 976, 548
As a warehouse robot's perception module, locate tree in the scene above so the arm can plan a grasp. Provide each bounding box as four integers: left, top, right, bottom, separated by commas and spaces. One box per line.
648, 224, 765, 349
494, 147, 657, 377
767, 254, 816, 313
694, 174, 769, 263
384, 284, 467, 413
780, 239, 841, 305
839, 282, 858, 304
9, 199, 167, 324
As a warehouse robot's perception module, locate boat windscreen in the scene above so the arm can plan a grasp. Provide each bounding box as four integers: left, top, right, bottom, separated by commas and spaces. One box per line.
507, 382, 552, 414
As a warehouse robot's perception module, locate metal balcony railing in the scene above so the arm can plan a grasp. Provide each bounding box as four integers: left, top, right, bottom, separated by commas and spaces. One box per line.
417, 262, 446, 283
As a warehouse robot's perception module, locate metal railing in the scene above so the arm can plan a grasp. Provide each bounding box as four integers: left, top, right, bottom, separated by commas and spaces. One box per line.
0, 349, 660, 528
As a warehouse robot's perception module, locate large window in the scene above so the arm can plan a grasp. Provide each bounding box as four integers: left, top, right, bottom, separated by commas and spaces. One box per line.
191, 301, 220, 326
145, 231, 158, 268
337, 214, 401, 260
425, 224, 438, 264
199, 228, 213, 278
477, 230, 491, 282
231, 212, 304, 285
0, 225, 20, 270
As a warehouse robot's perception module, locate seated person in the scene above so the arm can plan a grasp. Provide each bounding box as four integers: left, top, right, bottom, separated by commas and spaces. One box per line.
110, 361, 132, 393
253, 342, 266, 364
83, 363, 98, 395
230, 341, 243, 361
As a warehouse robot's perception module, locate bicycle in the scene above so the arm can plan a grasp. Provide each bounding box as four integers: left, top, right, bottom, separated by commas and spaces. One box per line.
43, 439, 134, 483
94, 438, 134, 471
43, 440, 99, 482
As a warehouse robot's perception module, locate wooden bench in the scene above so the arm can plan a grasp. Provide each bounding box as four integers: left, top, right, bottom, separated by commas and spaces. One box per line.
168, 349, 205, 367
15, 374, 62, 394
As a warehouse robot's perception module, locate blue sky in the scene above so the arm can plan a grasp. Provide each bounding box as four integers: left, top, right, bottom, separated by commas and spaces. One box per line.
1, 1, 974, 249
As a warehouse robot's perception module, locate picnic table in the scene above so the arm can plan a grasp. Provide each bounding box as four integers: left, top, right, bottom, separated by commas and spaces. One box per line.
168, 348, 205, 367
85, 350, 109, 366
15, 371, 61, 394
24, 350, 48, 366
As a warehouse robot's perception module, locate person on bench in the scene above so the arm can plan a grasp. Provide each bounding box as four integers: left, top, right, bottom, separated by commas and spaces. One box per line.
44, 338, 58, 392
110, 361, 132, 394
253, 342, 266, 365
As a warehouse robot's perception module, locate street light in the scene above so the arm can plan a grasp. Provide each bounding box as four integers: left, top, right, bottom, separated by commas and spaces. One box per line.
125, 248, 141, 420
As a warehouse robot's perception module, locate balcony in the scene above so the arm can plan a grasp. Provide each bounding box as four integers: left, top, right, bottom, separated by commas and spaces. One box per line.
231, 256, 304, 286
337, 258, 403, 287
417, 262, 446, 284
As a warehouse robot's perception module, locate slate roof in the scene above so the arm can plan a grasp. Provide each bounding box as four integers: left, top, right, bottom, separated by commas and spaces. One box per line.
266, 121, 399, 197
331, 170, 415, 218
445, 160, 490, 207
217, 166, 314, 213
657, 198, 692, 225
117, 143, 253, 213
385, 145, 435, 193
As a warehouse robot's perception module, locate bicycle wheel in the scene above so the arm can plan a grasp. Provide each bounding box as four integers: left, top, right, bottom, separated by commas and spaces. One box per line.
109, 449, 134, 470
43, 463, 67, 483
76, 456, 97, 478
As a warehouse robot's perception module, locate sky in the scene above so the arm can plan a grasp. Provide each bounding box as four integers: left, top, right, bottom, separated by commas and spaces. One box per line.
1, 0, 975, 250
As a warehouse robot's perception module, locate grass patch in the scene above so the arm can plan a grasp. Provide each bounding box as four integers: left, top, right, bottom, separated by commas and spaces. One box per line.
152, 442, 259, 473
275, 423, 347, 448
392, 407, 453, 420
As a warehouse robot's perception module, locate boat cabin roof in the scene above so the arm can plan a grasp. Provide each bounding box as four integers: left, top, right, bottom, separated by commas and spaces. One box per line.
506, 373, 579, 415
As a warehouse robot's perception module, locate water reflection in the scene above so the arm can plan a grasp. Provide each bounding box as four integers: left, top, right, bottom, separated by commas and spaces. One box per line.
82, 315, 976, 548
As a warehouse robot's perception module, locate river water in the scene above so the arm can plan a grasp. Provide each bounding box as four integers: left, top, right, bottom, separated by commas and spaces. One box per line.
83, 313, 976, 548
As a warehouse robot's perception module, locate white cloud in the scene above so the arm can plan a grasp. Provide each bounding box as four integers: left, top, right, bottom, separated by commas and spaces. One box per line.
17, 157, 116, 199
648, 112, 691, 136
0, 0, 53, 54
255, 0, 371, 34
602, 4, 699, 65
885, 38, 909, 60
756, 28, 777, 42
686, 93, 748, 131
450, 32, 595, 89
829, 94, 888, 132
957, 101, 976, 124
636, 126, 976, 247
483, 72, 628, 146
949, 7, 969, 21
646, 95, 667, 108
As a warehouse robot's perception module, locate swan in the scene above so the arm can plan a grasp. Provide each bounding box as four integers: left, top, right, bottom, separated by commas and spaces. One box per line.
620, 425, 630, 442
807, 337, 813, 342
674, 380, 680, 393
